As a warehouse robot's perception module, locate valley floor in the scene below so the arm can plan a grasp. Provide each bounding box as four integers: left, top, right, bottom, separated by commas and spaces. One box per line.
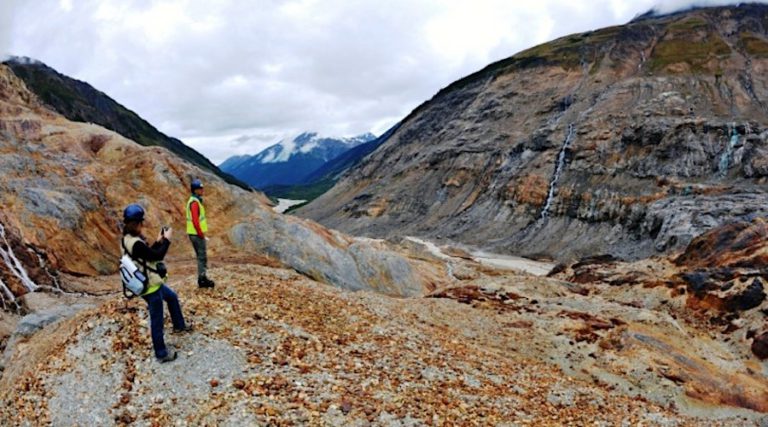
403, 236, 555, 277
0, 256, 764, 425
273, 198, 308, 214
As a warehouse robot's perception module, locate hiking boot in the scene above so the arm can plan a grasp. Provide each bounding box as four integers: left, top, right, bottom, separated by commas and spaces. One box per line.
158, 350, 178, 363
173, 324, 194, 334
198, 276, 215, 288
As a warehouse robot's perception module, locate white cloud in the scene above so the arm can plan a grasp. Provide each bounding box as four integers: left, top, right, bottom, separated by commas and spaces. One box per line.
0, 1, 24, 57
272, 138, 296, 163
3, 0, 766, 164
652, 0, 760, 14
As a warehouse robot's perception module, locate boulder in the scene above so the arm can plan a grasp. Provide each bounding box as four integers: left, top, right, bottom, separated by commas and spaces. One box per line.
724, 278, 766, 312
752, 332, 768, 360
229, 210, 431, 296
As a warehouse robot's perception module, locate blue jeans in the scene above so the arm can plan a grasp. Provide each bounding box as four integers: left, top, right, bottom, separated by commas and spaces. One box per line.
142, 284, 186, 358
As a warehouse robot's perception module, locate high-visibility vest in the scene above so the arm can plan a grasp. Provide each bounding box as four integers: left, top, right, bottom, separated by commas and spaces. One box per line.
122, 235, 163, 295
186, 195, 208, 235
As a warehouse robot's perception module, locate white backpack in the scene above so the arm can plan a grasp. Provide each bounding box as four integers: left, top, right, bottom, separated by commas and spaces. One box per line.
120, 238, 148, 298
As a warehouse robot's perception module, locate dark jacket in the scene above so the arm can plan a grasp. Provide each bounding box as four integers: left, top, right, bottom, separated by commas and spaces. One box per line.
129, 235, 170, 262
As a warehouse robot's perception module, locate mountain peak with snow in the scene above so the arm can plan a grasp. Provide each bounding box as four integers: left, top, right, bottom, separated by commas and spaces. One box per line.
220, 132, 376, 188
258, 132, 376, 164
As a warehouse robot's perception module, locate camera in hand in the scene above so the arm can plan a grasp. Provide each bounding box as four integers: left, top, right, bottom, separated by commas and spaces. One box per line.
156, 261, 168, 278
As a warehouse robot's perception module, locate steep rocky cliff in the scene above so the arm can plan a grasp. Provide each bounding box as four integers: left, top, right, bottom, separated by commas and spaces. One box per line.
299, 4, 768, 262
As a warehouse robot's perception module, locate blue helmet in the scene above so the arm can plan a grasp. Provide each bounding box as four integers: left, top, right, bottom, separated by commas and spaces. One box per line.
191, 179, 204, 191
123, 204, 145, 222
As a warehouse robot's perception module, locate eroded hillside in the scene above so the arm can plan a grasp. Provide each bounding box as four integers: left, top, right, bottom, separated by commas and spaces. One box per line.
299, 4, 768, 263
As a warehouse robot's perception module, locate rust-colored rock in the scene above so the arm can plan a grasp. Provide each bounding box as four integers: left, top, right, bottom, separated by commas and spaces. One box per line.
675, 219, 768, 269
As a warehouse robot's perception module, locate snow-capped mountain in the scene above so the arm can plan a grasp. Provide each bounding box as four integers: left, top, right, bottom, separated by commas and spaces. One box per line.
220, 132, 376, 189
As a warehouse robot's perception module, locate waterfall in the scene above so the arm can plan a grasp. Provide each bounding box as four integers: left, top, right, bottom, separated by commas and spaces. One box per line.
541, 123, 576, 219
0, 276, 16, 310
446, 261, 456, 281
30, 247, 60, 289
718, 124, 739, 178
0, 222, 39, 293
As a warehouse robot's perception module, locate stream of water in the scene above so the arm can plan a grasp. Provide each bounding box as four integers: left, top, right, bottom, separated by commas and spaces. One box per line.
273, 199, 307, 214
405, 236, 554, 277
540, 123, 576, 220
0, 275, 16, 309
0, 223, 38, 293
718, 124, 739, 178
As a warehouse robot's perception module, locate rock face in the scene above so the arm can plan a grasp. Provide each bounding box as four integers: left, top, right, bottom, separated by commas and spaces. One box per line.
299, 4, 768, 262
0, 63, 264, 280
0, 64, 444, 312
3, 56, 768, 418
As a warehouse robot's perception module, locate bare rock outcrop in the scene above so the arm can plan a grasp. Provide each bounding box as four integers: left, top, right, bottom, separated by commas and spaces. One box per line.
299, 5, 768, 263
229, 209, 442, 296
552, 217, 768, 365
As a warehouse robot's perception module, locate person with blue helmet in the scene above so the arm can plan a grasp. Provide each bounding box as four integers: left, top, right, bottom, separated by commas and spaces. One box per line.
122, 203, 191, 363
186, 178, 215, 288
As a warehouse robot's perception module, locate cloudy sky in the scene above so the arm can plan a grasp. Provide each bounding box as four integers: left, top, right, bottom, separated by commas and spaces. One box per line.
1, 0, 762, 163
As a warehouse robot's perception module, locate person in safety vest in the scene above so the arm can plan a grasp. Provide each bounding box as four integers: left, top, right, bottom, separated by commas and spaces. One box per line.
122, 203, 191, 363
186, 179, 215, 288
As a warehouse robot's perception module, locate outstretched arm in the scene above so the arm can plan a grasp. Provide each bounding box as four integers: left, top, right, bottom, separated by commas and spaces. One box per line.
133, 238, 170, 261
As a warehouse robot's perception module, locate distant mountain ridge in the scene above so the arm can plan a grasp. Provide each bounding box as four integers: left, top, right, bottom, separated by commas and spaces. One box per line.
220, 132, 375, 189
2, 56, 250, 191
